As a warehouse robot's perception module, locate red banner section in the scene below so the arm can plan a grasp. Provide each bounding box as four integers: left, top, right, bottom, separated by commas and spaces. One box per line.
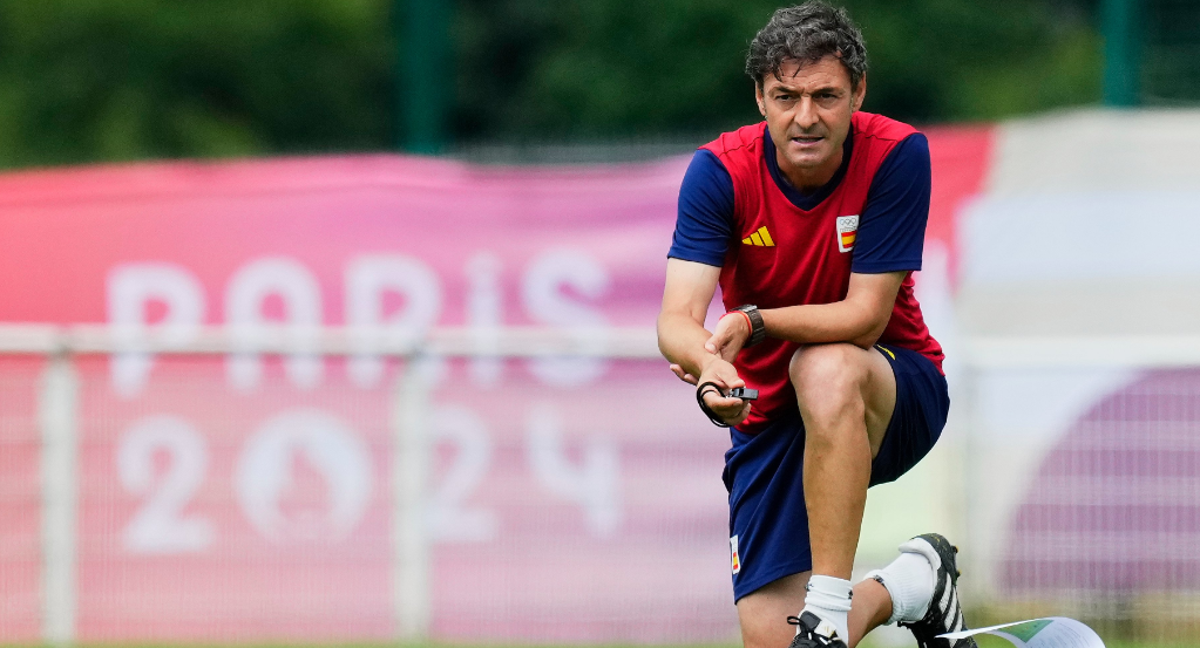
924, 124, 994, 285
0, 127, 992, 643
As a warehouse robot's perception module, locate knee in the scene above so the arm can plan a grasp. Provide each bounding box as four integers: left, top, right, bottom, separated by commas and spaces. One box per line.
788, 344, 869, 423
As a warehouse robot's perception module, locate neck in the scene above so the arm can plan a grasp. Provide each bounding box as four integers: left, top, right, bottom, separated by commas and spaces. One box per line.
777, 147, 844, 192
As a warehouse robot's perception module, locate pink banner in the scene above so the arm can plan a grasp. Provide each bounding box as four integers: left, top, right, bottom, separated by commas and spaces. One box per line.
0, 358, 44, 644
0, 130, 991, 643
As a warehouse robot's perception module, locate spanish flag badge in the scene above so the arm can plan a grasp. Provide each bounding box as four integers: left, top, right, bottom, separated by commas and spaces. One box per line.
836, 215, 859, 253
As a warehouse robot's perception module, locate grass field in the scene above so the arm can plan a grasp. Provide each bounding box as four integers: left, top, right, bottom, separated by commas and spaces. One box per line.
23, 641, 1180, 648
864, 637, 1175, 647
968, 640, 1172, 648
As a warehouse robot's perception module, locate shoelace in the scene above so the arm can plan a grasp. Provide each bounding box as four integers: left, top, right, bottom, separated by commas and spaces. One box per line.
785, 616, 842, 647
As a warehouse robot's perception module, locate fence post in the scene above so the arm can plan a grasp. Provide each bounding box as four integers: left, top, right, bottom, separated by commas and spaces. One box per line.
959, 357, 995, 609
39, 352, 79, 646
1102, 0, 1141, 107
392, 354, 433, 640
398, 0, 452, 154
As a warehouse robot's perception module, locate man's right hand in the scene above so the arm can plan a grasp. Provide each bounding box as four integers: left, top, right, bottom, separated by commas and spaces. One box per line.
696, 356, 752, 426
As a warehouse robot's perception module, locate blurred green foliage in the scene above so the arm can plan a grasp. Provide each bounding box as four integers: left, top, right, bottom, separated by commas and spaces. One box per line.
0, 0, 1101, 169
1143, 0, 1200, 103
0, 0, 393, 168
455, 0, 1102, 141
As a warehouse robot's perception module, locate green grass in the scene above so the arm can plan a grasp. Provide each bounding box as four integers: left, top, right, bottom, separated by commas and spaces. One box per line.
13, 630, 1195, 648
20, 641, 1185, 648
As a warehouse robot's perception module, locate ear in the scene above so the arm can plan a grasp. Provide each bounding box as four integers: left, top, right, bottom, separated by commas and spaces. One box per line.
755, 83, 767, 118
851, 73, 867, 112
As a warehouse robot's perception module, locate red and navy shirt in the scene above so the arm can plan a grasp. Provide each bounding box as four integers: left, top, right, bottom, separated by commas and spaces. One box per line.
668, 111, 943, 434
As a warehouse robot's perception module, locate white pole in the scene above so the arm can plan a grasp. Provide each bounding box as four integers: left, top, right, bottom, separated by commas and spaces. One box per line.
392, 354, 432, 640
959, 360, 994, 605
39, 353, 79, 646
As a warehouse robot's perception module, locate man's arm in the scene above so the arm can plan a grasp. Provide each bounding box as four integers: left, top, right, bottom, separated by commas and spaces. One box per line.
657, 259, 721, 378
657, 258, 751, 425
761, 270, 906, 348
705, 271, 906, 360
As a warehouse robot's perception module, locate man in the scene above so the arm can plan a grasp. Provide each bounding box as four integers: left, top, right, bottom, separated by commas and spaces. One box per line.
656, 3, 975, 648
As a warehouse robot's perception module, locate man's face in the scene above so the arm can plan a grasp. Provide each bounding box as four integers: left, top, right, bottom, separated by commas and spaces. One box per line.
756, 56, 865, 190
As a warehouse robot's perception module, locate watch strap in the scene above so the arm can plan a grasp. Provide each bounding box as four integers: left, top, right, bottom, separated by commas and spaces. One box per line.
732, 304, 766, 347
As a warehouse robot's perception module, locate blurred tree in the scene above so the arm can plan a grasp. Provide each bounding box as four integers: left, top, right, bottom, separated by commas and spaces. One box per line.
0, 0, 393, 168
454, 0, 1103, 142
0, 0, 1103, 168
1142, 0, 1200, 104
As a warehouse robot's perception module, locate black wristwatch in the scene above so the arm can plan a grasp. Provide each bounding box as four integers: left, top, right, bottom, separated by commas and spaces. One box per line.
732, 304, 766, 347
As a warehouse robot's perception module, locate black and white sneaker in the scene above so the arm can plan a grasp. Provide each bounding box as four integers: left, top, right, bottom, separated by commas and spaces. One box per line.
897, 533, 978, 648
785, 611, 846, 648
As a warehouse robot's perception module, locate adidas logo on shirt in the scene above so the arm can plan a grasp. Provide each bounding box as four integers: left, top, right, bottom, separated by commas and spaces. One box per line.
742, 226, 774, 247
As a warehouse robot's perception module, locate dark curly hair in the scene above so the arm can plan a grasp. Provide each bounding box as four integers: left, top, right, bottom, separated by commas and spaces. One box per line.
745, 2, 868, 90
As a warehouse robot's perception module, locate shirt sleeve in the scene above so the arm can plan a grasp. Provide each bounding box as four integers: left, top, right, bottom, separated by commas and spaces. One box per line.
850, 133, 931, 274
667, 149, 735, 267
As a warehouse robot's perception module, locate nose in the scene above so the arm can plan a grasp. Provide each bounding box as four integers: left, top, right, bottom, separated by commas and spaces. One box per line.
793, 96, 819, 130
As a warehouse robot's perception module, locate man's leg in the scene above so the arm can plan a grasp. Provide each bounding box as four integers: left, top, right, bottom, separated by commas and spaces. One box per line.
736, 571, 893, 648
788, 343, 897, 580
763, 342, 894, 644
736, 342, 896, 648
733, 343, 968, 648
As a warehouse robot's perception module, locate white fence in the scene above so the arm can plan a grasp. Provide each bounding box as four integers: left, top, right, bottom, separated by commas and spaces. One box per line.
956, 336, 1200, 643
5, 325, 1200, 644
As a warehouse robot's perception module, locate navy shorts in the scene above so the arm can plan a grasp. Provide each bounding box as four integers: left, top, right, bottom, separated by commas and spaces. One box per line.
722, 344, 949, 602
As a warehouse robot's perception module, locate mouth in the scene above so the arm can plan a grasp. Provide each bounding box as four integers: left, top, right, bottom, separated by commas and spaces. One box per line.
790, 134, 824, 148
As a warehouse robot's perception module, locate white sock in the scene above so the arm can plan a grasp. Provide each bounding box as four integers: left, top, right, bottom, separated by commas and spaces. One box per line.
863, 538, 938, 625
801, 574, 853, 643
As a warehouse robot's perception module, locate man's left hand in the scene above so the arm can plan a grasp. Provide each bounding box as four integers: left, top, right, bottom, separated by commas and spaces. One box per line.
670, 363, 698, 385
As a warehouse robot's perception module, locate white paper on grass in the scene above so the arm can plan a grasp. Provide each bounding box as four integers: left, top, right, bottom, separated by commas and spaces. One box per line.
939, 617, 1104, 648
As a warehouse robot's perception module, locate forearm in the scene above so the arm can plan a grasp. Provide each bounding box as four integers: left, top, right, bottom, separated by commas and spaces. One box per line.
758, 271, 905, 348
656, 310, 720, 377
761, 299, 889, 349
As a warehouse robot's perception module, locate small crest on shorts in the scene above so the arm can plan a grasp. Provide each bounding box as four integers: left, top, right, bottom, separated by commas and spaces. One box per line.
730, 535, 741, 574
836, 215, 859, 253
